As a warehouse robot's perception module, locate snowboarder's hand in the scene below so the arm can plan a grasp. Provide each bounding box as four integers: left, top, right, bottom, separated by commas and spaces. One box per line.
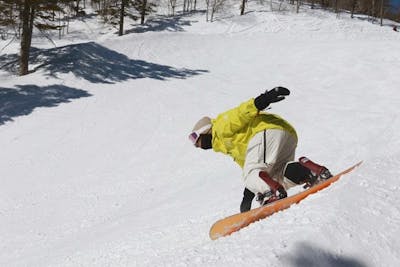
254, 87, 290, 110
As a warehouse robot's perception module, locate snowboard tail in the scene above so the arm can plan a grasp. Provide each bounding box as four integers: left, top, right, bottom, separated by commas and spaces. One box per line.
209, 161, 363, 240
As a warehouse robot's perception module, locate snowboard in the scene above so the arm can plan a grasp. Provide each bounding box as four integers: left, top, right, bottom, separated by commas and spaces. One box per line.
209, 161, 363, 240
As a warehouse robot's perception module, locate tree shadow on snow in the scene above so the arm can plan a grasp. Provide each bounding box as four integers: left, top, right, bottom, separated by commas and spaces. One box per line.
0, 84, 91, 125
127, 12, 204, 34
0, 42, 208, 84
283, 242, 368, 267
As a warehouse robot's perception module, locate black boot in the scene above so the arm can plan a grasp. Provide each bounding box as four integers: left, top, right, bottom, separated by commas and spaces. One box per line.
284, 161, 316, 185
299, 157, 332, 180
240, 188, 255, 213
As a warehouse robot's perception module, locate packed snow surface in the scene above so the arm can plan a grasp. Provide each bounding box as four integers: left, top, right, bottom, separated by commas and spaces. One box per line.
1, 2, 400, 266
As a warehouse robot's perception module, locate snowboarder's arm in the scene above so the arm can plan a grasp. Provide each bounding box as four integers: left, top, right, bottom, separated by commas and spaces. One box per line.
212, 87, 290, 137
212, 99, 259, 137
254, 87, 290, 110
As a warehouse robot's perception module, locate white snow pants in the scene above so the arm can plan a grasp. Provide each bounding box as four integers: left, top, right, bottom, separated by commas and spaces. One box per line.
242, 129, 298, 194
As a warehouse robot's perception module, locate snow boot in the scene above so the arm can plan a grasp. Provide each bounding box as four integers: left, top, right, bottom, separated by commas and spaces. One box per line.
257, 171, 287, 205
283, 161, 317, 187
299, 157, 332, 181
240, 188, 255, 213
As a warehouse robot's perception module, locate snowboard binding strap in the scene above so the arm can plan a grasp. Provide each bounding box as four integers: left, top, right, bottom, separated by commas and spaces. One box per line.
258, 171, 287, 205
299, 157, 333, 180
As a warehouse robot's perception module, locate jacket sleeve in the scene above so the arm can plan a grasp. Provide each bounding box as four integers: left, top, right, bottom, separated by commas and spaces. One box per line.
212, 99, 258, 137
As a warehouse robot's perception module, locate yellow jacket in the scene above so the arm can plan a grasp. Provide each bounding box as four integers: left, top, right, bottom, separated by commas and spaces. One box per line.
211, 99, 297, 168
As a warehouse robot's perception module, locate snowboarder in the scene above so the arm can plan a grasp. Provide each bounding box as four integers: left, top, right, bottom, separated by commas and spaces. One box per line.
189, 87, 332, 212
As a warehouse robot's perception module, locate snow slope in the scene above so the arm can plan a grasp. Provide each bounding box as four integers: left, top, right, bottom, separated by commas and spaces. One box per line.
1, 2, 400, 266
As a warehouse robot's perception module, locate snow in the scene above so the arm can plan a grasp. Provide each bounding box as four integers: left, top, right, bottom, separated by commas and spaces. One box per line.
1, 2, 400, 266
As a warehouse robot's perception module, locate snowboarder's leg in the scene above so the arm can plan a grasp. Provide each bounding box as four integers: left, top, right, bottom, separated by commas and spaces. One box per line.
283, 158, 332, 187
242, 129, 297, 204
283, 161, 316, 185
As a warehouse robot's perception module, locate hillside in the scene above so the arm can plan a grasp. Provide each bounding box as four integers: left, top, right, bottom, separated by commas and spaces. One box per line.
1, 2, 400, 266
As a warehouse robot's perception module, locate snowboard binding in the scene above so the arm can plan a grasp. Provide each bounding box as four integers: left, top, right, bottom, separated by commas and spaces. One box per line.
284, 157, 333, 188
256, 186, 287, 206
257, 171, 287, 205
299, 156, 332, 182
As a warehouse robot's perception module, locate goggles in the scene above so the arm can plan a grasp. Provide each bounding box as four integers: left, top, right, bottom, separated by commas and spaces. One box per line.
188, 124, 211, 145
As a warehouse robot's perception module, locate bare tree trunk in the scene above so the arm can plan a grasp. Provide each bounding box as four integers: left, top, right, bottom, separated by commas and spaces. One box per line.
371, 0, 376, 19
141, 0, 147, 24
75, 0, 80, 15
119, 0, 125, 36
379, 0, 384, 26
20, 0, 33, 76
169, 0, 176, 15
205, 0, 210, 21
240, 0, 246, 15
351, 0, 356, 18
210, 1, 215, 21
67, 10, 70, 33
27, 4, 34, 50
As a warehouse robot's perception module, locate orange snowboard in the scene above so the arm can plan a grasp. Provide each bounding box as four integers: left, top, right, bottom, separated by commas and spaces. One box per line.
209, 161, 363, 240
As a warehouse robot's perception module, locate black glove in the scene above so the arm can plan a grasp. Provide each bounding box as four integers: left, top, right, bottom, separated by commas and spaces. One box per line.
254, 87, 290, 110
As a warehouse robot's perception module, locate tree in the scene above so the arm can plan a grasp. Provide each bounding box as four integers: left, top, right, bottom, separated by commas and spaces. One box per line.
379, 0, 388, 26
132, 0, 156, 25
93, 0, 125, 35
334, 0, 339, 13
119, 0, 126, 35
19, 0, 33, 75
93, 0, 120, 28
0, 0, 74, 75
205, 0, 226, 21
310, 0, 315, 9
0, 1, 16, 30
92, 0, 155, 34
167, 0, 177, 15
240, 0, 246, 15
350, 0, 357, 18
0, 1, 18, 40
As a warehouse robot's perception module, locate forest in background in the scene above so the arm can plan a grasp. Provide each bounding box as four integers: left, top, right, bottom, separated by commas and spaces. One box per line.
1, 0, 399, 76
